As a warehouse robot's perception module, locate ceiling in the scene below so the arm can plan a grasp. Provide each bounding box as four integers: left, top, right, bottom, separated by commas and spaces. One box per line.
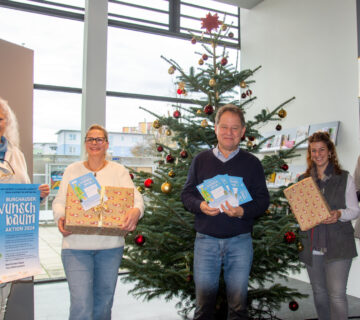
213, 0, 264, 9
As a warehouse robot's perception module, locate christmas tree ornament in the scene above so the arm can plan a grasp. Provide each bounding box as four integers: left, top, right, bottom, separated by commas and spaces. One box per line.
241, 135, 246, 141
168, 170, 176, 178
284, 231, 296, 244
228, 31, 234, 38
289, 301, 299, 311
157, 145, 163, 152
137, 186, 144, 194
161, 181, 172, 194
246, 141, 253, 148
246, 89, 252, 96
183, 89, 187, 96
221, 57, 228, 66
152, 120, 161, 129
240, 81, 247, 88
180, 150, 188, 159
196, 109, 202, 115
173, 110, 181, 118
129, 173, 134, 180
265, 209, 271, 214
202, 54, 208, 60
248, 136, 255, 141
168, 66, 176, 74
221, 24, 227, 31
177, 88, 183, 95
276, 124, 282, 131
186, 274, 193, 282
209, 78, 216, 87
144, 178, 154, 188
201, 12, 221, 33
278, 108, 287, 118
203, 104, 214, 115
241, 93, 247, 99
166, 154, 175, 163
191, 37, 196, 44
201, 119, 208, 128
178, 82, 185, 89
198, 59, 204, 66
281, 163, 289, 171
297, 241, 304, 252
134, 234, 145, 246
166, 129, 172, 136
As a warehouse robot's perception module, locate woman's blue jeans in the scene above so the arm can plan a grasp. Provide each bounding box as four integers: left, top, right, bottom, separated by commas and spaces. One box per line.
193, 232, 253, 320
306, 255, 352, 320
61, 247, 124, 320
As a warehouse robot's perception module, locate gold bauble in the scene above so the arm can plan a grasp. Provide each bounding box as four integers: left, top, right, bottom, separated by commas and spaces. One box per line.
178, 81, 185, 89
137, 186, 144, 194
165, 129, 172, 136
246, 140, 253, 148
221, 24, 227, 31
152, 120, 161, 129
168, 170, 176, 178
161, 182, 172, 194
240, 81, 247, 88
278, 109, 287, 118
198, 59, 204, 65
201, 119, 208, 128
209, 78, 216, 87
297, 242, 304, 252
196, 109, 202, 115
168, 66, 176, 74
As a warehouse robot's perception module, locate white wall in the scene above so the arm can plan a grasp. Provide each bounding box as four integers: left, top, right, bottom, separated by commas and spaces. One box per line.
240, 0, 360, 297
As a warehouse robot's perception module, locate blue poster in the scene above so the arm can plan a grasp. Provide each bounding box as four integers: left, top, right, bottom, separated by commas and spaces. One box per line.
0, 184, 41, 283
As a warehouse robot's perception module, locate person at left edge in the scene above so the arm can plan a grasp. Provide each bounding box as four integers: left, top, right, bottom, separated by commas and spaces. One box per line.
0, 97, 50, 320
181, 104, 270, 320
52, 124, 144, 320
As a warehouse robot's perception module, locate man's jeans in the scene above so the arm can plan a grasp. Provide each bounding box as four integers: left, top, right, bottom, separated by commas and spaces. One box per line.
306, 255, 352, 320
193, 232, 253, 320
62, 247, 123, 320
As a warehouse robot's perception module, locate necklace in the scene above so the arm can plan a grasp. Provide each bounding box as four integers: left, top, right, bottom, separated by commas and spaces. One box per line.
85, 160, 107, 177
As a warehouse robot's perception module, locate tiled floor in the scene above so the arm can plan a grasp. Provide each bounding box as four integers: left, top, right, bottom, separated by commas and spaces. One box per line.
35, 225, 360, 320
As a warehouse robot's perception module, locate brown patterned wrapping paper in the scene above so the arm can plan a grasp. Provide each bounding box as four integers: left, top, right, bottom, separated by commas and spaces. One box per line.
283, 177, 331, 231
64, 185, 134, 236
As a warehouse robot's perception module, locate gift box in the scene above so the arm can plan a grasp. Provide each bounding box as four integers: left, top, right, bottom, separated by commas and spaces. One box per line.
283, 177, 331, 231
64, 185, 134, 236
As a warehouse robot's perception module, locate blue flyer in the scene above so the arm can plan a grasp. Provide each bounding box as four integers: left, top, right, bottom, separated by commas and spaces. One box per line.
69, 172, 106, 211
0, 184, 41, 283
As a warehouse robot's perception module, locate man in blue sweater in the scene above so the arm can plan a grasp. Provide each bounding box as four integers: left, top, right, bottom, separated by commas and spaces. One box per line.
181, 104, 270, 320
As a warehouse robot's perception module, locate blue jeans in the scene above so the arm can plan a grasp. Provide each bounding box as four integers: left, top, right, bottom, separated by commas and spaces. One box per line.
306, 255, 352, 320
193, 232, 253, 320
61, 247, 124, 320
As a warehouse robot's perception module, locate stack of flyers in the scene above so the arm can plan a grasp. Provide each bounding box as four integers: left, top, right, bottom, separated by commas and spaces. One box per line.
196, 174, 252, 211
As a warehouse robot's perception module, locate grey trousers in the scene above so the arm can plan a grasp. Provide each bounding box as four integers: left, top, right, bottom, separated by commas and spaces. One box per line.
306, 255, 352, 320
0, 282, 12, 320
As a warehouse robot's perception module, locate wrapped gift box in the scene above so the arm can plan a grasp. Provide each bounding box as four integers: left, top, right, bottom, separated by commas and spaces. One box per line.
283, 177, 331, 231
65, 185, 134, 236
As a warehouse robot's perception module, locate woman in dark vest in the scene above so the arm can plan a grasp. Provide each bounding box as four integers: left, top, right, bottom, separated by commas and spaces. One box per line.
298, 131, 360, 320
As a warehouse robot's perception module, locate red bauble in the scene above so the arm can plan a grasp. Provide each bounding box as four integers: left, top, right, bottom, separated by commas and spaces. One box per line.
241, 93, 247, 99
281, 163, 289, 171
144, 178, 154, 188
173, 110, 181, 118
166, 154, 175, 163
289, 301, 299, 311
248, 136, 255, 141
129, 173, 134, 180
203, 104, 214, 115
202, 54, 208, 60
241, 135, 246, 141
180, 150, 188, 159
186, 274, 193, 282
276, 124, 282, 131
157, 145, 163, 152
221, 57, 228, 66
284, 231, 296, 244
177, 88, 183, 95
228, 32, 234, 38
191, 37, 196, 44
135, 234, 145, 246
246, 89, 252, 96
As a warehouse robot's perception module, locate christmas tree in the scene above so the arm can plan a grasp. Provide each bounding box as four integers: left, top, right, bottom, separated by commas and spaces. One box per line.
122, 12, 306, 319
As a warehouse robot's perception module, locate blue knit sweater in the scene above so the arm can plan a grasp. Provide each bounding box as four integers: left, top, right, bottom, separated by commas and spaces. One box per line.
181, 149, 269, 238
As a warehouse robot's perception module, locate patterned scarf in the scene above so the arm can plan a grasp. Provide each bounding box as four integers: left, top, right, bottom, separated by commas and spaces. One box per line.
0, 136, 8, 161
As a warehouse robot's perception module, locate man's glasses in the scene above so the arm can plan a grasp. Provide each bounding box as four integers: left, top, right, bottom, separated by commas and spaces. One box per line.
85, 137, 107, 144
0, 159, 15, 180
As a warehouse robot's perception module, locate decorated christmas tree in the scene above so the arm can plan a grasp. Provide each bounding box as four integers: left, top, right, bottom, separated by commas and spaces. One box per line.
122, 12, 306, 319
